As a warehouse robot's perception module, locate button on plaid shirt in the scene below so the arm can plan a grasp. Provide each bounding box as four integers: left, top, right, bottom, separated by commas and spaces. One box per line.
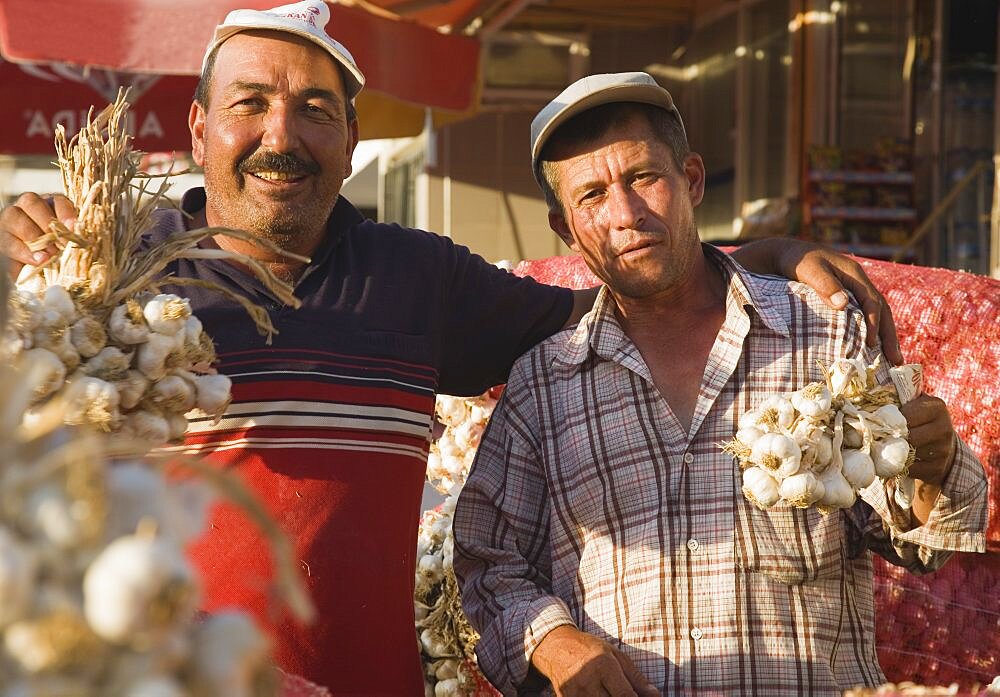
453, 248, 987, 696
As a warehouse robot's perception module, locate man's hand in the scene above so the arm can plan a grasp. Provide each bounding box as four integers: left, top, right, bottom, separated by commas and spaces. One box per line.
902, 393, 958, 525
730, 238, 903, 365
0, 192, 77, 277
531, 625, 658, 696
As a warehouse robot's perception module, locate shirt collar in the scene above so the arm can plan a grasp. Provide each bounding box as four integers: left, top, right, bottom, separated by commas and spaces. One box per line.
553, 244, 790, 370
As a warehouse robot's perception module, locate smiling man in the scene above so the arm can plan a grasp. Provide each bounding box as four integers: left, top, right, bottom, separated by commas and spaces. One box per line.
453, 73, 986, 696
0, 3, 918, 694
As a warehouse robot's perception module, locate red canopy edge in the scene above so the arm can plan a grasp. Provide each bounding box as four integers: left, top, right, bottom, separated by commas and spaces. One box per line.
0, 0, 480, 112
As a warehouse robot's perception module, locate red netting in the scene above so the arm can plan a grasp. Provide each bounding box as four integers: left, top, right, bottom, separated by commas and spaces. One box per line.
874, 553, 1000, 686
464, 658, 502, 696
854, 259, 1000, 549
513, 253, 1000, 690
280, 671, 332, 697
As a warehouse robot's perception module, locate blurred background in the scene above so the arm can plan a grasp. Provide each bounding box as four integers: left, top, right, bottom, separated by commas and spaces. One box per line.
1, 0, 998, 276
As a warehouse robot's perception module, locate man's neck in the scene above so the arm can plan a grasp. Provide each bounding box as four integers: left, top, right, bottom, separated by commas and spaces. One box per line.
611, 253, 728, 434
612, 253, 727, 340
189, 207, 321, 285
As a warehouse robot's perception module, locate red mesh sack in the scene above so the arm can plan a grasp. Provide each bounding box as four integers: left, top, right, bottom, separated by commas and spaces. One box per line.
874, 553, 1000, 686
280, 671, 332, 697
515, 253, 1000, 690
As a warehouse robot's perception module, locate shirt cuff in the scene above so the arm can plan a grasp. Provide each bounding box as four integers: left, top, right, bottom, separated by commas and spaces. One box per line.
878, 438, 987, 553
499, 595, 576, 694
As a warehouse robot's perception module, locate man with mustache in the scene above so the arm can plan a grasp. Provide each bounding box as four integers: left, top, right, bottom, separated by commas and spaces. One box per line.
453, 73, 986, 696
0, 3, 908, 694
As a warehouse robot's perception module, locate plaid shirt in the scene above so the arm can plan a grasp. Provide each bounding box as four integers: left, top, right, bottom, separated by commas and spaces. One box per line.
453, 247, 987, 696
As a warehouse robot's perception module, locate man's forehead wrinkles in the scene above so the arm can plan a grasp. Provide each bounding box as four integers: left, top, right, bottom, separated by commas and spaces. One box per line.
224, 81, 339, 102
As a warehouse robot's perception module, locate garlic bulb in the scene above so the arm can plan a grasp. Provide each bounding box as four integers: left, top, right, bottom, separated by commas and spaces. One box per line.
420, 628, 451, 658
115, 370, 150, 411
120, 676, 189, 697
735, 426, 764, 448
0, 526, 38, 628
435, 659, 459, 680
192, 373, 232, 419
121, 410, 171, 445
751, 432, 802, 480
842, 422, 864, 449
24, 485, 85, 550
109, 301, 151, 345
143, 295, 191, 337
757, 395, 796, 431
841, 448, 876, 489
42, 285, 79, 325
69, 316, 107, 358
33, 324, 80, 373
150, 375, 196, 414
83, 533, 199, 646
779, 471, 825, 508
4, 610, 104, 675
828, 357, 869, 397
63, 376, 121, 431
790, 383, 832, 420
20, 348, 67, 401
84, 346, 133, 382
418, 553, 445, 586
104, 465, 212, 546
872, 437, 911, 478
188, 613, 274, 697
742, 467, 781, 510
872, 404, 909, 438
802, 431, 834, 470
436, 397, 468, 428
136, 333, 178, 381
434, 678, 461, 697
166, 412, 189, 441
816, 466, 856, 511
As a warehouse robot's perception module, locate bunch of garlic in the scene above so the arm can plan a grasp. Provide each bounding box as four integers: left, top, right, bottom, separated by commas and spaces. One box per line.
417, 392, 498, 697
3, 91, 300, 452
724, 357, 916, 513
3, 287, 232, 448
0, 293, 278, 697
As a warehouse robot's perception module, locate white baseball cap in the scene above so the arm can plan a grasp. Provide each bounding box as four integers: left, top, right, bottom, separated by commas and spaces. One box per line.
530, 71, 686, 173
203, 1, 366, 99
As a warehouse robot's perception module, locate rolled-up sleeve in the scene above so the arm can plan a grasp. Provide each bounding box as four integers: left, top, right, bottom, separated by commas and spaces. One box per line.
453, 378, 574, 695
858, 436, 987, 572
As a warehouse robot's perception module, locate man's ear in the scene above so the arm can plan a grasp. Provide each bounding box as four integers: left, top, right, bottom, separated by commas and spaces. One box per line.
683, 153, 706, 208
344, 116, 360, 179
189, 101, 207, 167
548, 211, 579, 252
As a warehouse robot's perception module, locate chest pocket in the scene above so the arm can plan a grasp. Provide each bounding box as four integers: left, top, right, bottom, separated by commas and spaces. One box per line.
734, 493, 846, 584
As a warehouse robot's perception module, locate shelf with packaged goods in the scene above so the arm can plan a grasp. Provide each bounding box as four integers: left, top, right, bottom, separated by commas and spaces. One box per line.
809, 206, 917, 222
807, 170, 915, 185
829, 243, 916, 261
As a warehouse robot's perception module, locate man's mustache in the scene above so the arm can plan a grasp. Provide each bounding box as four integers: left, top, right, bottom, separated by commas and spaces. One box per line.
238, 151, 320, 176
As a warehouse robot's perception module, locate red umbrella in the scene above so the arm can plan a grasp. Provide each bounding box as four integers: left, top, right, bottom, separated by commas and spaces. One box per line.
0, 0, 480, 152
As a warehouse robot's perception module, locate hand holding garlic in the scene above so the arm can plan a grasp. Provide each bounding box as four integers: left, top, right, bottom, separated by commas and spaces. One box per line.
724, 357, 922, 514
